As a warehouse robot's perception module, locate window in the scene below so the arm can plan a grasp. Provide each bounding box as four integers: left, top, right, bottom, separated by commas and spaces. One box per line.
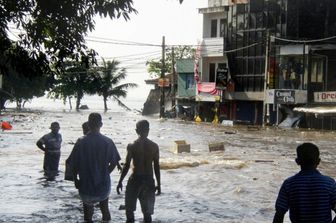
209, 63, 216, 82
311, 58, 324, 83
186, 74, 195, 89
237, 14, 245, 30
249, 14, 256, 29
211, 19, 218, 38
220, 19, 226, 37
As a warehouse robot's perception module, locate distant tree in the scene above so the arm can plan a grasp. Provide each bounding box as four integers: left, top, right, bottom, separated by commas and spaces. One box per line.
0, 43, 53, 110
146, 46, 195, 78
49, 52, 97, 110
93, 59, 137, 111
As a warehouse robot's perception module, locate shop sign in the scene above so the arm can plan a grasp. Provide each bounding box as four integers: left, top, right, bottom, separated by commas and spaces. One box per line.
215, 67, 228, 89
196, 92, 218, 102
274, 90, 295, 104
314, 91, 336, 103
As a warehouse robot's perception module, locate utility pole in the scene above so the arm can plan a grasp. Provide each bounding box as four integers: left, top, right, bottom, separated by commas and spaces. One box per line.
160, 36, 166, 118
171, 47, 176, 115
262, 30, 270, 127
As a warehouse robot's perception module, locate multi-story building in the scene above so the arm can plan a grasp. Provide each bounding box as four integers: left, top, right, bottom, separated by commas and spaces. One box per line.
197, 0, 336, 129
196, 0, 230, 122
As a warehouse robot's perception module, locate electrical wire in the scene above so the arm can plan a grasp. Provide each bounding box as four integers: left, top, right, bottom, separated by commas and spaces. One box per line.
273, 35, 336, 43
99, 50, 161, 59
223, 42, 262, 53
85, 38, 161, 47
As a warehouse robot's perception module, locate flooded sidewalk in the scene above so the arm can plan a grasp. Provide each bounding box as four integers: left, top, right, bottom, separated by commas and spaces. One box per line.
1, 109, 336, 222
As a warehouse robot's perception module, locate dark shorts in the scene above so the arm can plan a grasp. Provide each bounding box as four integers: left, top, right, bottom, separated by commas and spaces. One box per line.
125, 175, 155, 215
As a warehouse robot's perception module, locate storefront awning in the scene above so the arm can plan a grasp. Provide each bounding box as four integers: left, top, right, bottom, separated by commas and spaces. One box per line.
294, 106, 336, 114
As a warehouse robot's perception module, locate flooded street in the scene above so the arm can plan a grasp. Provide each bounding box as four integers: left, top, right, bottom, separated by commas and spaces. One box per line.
1, 107, 336, 222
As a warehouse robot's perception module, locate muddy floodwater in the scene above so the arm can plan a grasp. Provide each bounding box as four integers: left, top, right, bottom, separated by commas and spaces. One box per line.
1, 103, 336, 222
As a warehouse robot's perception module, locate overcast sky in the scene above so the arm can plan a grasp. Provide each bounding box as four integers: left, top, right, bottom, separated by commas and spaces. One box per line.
86, 0, 207, 100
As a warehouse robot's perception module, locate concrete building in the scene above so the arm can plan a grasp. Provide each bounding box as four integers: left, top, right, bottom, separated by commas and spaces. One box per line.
196, 0, 230, 122
197, 0, 336, 129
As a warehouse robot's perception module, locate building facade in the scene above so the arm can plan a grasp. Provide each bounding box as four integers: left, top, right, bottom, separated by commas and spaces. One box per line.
196, 0, 229, 122
176, 59, 196, 120
198, 0, 336, 129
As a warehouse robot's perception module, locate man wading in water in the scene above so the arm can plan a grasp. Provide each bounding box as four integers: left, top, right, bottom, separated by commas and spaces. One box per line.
117, 120, 161, 223
71, 113, 121, 222
36, 121, 62, 181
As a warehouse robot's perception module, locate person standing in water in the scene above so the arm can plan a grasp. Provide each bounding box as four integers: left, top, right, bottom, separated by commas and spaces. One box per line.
71, 113, 121, 222
117, 120, 161, 223
36, 121, 62, 181
65, 121, 90, 182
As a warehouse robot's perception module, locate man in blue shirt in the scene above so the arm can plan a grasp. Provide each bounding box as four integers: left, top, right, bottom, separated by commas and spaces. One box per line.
36, 121, 62, 181
71, 113, 121, 222
273, 142, 336, 223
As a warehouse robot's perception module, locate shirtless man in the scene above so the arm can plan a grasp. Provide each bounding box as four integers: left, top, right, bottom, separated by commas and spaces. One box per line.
117, 120, 161, 223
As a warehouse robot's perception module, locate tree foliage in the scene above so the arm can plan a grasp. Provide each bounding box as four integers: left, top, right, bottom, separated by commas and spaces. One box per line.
146, 46, 195, 78
0, 0, 137, 109
0, 43, 54, 109
0, 0, 185, 109
0, 0, 137, 62
92, 59, 138, 111
48, 51, 98, 110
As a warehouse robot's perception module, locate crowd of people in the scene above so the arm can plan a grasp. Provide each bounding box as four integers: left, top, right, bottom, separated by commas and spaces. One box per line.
36, 113, 336, 223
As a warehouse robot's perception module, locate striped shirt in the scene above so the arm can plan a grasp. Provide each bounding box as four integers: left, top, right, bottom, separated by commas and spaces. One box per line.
275, 169, 336, 223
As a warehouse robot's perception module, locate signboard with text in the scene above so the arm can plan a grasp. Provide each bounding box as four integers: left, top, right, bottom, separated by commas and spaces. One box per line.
274, 90, 295, 104
314, 91, 336, 103
215, 67, 228, 89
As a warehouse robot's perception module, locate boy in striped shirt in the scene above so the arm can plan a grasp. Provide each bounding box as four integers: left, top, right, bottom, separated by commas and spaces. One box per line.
273, 142, 336, 223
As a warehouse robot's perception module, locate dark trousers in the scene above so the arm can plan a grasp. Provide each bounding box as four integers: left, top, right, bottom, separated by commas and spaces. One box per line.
43, 151, 60, 179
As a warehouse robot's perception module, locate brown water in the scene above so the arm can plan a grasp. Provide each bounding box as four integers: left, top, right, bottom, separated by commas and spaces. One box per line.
1, 108, 336, 222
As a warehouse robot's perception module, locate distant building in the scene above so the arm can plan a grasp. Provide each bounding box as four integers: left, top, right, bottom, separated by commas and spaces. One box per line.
197, 0, 336, 129
197, 0, 229, 122
175, 59, 196, 120
143, 74, 173, 116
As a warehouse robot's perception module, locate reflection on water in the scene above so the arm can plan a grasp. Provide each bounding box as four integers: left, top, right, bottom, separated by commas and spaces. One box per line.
1, 106, 336, 222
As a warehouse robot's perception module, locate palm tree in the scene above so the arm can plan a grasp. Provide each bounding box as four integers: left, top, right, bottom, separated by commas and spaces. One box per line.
94, 59, 137, 111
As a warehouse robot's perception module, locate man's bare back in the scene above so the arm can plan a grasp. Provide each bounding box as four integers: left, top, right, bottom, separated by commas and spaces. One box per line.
117, 120, 161, 223
127, 137, 159, 176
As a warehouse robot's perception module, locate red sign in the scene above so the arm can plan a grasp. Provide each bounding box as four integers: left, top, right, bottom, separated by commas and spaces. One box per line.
314, 91, 336, 102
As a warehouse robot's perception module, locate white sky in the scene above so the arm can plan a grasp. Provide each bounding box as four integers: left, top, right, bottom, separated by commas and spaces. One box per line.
86, 0, 207, 101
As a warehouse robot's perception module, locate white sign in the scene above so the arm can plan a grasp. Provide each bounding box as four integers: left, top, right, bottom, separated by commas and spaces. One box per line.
196, 92, 218, 102
314, 91, 336, 102
275, 90, 295, 104
265, 89, 307, 104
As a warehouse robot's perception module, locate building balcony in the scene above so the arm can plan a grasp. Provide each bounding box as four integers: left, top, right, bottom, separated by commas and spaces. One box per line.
200, 38, 223, 57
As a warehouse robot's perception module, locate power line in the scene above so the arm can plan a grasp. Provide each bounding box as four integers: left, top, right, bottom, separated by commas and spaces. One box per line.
97, 52, 161, 63
85, 38, 161, 47
273, 35, 336, 43
98, 50, 161, 59
223, 42, 262, 53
